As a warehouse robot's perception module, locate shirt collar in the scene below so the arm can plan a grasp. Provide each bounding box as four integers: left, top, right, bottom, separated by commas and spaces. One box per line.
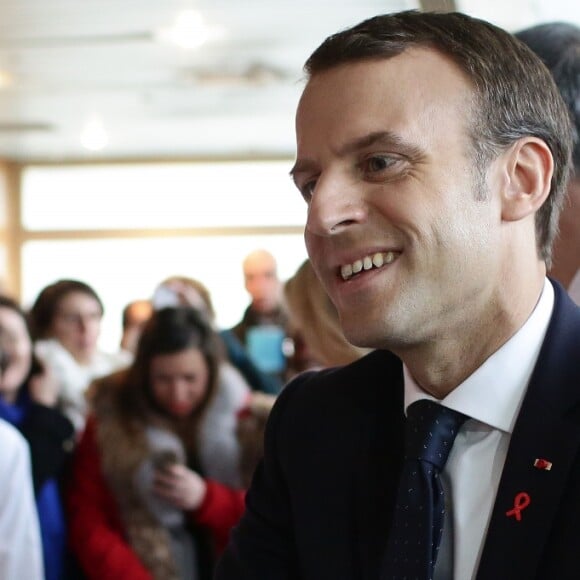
404, 279, 554, 433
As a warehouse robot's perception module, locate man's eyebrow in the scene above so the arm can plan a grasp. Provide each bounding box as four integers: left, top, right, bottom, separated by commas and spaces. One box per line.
336, 130, 423, 158
290, 131, 423, 180
289, 159, 317, 182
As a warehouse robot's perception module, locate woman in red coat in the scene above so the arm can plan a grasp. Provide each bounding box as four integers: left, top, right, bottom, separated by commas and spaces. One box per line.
66, 307, 245, 580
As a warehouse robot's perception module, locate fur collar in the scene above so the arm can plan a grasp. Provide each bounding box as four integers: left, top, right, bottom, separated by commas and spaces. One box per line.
92, 372, 180, 580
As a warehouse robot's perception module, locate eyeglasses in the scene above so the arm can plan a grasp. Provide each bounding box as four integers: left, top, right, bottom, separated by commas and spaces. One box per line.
55, 311, 102, 326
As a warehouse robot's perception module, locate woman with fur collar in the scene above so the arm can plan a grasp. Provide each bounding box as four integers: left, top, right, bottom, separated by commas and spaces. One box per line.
66, 307, 245, 580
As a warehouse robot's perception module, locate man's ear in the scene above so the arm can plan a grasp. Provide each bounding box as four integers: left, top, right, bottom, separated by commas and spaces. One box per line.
500, 137, 553, 222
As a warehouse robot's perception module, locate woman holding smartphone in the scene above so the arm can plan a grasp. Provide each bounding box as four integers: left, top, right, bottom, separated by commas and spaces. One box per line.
66, 307, 245, 580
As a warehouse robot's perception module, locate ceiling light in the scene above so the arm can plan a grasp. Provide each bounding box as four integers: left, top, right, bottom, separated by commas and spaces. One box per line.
80, 116, 108, 151
156, 10, 223, 49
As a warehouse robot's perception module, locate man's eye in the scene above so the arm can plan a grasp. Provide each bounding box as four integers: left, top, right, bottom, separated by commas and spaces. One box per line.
364, 155, 398, 173
300, 180, 317, 202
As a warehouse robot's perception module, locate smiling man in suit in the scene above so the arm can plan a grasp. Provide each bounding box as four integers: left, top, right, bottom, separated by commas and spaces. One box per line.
216, 11, 579, 580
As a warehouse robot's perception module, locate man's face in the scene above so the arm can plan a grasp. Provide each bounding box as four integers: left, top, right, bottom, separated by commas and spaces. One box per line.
294, 49, 504, 351
244, 254, 280, 314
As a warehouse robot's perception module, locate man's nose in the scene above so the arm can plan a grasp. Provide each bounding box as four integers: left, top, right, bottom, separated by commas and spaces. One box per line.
306, 173, 366, 236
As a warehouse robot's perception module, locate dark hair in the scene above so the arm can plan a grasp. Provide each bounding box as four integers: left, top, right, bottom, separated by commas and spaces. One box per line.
28, 279, 104, 340
304, 10, 573, 265
515, 22, 580, 174
0, 295, 43, 385
120, 306, 221, 428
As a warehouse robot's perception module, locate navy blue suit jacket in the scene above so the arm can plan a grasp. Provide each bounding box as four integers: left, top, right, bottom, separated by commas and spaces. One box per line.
216, 282, 580, 579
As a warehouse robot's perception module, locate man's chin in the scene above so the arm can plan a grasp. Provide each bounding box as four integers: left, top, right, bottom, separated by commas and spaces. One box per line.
340, 319, 380, 349
253, 301, 277, 314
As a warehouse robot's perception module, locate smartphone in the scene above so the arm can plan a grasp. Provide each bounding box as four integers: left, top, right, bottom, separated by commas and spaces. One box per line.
151, 449, 179, 472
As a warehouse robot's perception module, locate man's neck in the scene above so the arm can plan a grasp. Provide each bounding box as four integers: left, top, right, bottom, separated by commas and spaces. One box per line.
395, 274, 546, 399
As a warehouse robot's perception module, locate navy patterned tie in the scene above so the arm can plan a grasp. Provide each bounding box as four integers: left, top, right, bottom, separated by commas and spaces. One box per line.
381, 400, 468, 580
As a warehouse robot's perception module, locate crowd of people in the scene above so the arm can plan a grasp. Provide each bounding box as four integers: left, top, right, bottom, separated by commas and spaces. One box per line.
0, 248, 359, 579
2, 9, 580, 580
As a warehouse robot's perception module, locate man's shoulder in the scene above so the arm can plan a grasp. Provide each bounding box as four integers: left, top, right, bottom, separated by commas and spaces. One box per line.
293, 347, 398, 382
545, 279, 580, 355
273, 350, 403, 421
231, 309, 251, 341
261, 350, 406, 473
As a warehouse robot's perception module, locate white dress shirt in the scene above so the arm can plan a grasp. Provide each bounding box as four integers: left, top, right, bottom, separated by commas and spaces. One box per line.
0, 419, 44, 580
404, 279, 554, 580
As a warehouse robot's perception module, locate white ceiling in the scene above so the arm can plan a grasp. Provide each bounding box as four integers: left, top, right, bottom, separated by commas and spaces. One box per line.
0, 0, 579, 162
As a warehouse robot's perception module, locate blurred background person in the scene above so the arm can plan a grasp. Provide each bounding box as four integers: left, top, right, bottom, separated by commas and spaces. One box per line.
67, 307, 245, 580
155, 275, 278, 394
231, 249, 292, 392
235, 391, 276, 489
516, 22, 580, 303
0, 296, 74, 580
0, 418, 45, 580
120, 299, 153, 356
29, 279, 130, 434
236, 259, 372, 490
284, 259, 371, 373
153, 276, 276, 486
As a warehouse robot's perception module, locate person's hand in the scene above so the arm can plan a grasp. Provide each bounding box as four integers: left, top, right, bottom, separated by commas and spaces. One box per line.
153, 463, 207, 511
28, 365, 60, 407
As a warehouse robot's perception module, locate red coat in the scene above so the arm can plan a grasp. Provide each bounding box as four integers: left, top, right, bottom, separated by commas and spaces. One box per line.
66, 418, 246, 579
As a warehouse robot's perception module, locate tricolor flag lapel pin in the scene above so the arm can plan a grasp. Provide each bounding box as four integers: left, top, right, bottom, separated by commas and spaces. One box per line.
533, 458, 552, 471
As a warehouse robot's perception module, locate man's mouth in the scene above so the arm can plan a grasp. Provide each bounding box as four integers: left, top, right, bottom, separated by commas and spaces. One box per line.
340, 251, 398, 281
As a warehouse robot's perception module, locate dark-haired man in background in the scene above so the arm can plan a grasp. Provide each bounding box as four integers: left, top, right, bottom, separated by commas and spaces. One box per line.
217, 11, 580, 580
516, 22, 580, 304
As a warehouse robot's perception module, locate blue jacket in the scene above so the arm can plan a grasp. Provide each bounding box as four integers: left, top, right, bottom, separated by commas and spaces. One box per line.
0, 387, 74, 580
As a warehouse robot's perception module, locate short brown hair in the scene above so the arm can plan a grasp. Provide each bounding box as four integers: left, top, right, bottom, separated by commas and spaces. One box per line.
305, 10, 573, 265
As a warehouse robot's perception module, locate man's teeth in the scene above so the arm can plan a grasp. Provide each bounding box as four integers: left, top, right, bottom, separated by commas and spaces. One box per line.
340, 251, 396, 281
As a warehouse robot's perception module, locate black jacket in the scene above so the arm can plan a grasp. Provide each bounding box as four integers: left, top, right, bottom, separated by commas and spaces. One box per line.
216, 282, 580, 579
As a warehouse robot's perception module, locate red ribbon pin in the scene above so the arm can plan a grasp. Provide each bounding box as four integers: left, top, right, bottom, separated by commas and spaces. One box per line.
506, 492, 531, 521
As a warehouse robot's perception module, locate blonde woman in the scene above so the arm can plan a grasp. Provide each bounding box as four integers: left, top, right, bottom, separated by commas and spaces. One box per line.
284, 259, 371, 371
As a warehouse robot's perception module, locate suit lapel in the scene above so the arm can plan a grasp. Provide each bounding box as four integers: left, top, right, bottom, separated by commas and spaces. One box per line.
352, 352, 406, 580
477, 283, 580, 580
